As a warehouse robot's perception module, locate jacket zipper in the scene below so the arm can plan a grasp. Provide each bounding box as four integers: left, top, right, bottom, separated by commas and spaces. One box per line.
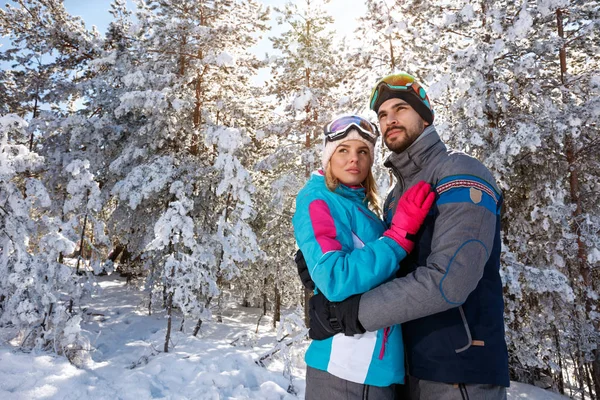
391, 169, 405, 215
362, 384, 369, 400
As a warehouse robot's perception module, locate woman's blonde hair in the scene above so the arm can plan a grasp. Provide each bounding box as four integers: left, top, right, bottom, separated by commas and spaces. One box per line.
325, 163, 382, 216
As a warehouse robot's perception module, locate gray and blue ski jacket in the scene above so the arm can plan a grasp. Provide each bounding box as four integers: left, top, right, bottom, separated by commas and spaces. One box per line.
358, 126, 510, 387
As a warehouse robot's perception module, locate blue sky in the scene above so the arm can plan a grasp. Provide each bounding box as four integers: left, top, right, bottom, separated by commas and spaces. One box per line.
1, 0, 365, 51
64, 0, 365, 33
65, 0, 365, 56
63, 0, 128, 33
1, 0, 365, 81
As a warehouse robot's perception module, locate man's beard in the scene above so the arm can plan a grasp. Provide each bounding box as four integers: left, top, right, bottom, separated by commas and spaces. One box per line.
383, 120, 424, 154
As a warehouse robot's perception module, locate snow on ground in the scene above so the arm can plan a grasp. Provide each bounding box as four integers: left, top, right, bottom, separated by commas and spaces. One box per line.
0, 275, 571, 399
0, 275, 304, 400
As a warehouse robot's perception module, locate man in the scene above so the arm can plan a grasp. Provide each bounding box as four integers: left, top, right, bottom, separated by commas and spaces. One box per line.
296, 73, 509, 399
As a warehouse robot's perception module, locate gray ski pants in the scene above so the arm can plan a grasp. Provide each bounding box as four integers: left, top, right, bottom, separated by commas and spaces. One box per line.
305, 366, 396, 400
405, 375, 507, 400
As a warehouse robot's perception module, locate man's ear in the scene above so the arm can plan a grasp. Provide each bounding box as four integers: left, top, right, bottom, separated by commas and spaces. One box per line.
423, 119, 430, 127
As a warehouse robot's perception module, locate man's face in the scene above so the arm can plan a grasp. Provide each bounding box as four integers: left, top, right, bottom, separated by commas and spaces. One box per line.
377, 98, 429, 153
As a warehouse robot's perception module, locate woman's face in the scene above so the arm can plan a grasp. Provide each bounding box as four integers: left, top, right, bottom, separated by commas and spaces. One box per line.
328, 140, 371, 186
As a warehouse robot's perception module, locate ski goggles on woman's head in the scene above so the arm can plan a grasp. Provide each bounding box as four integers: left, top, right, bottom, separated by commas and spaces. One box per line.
323, 115, 380, 144
368, 73, 434, 123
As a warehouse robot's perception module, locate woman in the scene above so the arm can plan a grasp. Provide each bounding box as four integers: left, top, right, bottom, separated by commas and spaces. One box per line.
292, 115, 434, 399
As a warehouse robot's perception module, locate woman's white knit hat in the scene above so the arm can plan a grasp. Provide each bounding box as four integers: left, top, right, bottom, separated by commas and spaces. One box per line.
321, 129, 375, 171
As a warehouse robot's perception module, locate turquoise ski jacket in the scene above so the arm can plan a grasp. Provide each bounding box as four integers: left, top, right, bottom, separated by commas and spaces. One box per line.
293, 171, 406, 387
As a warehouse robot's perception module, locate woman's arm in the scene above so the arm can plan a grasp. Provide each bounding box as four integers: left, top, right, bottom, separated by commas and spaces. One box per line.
293, 197, 407, 302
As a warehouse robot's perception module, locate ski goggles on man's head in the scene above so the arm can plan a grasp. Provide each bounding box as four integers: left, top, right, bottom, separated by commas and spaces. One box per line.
368, 73, 434, 123
323, 115, 380, 144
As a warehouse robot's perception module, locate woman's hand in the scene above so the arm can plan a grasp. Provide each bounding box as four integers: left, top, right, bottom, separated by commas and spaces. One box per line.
383, 181, 435, 253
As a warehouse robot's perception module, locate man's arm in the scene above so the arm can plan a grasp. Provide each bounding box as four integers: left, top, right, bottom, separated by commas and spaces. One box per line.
358, 174, 500, 331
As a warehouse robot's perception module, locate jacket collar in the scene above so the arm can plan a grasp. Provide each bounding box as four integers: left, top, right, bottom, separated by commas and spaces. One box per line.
311, 171, 366, 203
383, 125, 446, 179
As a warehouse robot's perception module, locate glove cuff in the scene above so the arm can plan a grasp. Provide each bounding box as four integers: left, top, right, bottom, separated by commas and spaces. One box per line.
383, 229, 415, 253
337, 294, 365, 336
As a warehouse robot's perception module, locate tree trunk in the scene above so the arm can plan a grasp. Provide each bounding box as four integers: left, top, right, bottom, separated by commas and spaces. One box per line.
41, 303, 54, 332
75, 211, 88, 273
117, 246, 132, 277
192, 318, 202, 337
585, 361, 597, 400
557, 10, 598, 397
262, 278, 268, 316
593, 355, 600, 399
303, 71, 312, 325
164, 294, 173, 353
388, 33, 395, 70
107, 243, 125, 262
164, 265, 175, 353
193, 296, 213, 337
216, 275, 223, 323
29, 89, 39, 151
575, 340, 587, 400
273, 284, 281, 329
75, 189, 90, 275
553, 324, 565, 394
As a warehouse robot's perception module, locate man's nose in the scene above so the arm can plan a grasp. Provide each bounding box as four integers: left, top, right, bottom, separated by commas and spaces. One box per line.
385, 114, 398, 126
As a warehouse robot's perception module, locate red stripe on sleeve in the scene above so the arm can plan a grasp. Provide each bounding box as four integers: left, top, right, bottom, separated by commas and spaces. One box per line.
309, 200, 342, 254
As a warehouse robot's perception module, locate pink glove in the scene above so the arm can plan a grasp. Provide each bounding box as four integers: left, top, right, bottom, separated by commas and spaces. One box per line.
383, 181, 435, 253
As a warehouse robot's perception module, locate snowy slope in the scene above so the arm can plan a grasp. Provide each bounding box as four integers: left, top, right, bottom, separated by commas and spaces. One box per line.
0, 276, 570, 399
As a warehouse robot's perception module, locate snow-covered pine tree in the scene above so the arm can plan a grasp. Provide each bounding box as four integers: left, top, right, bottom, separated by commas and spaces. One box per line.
267, 0, 352, 324
97, 0, 269, 349
0, 0, 106, 360
269, 0, 349, 164
348, 0, 417, 108
0, 0, 100, 119
0, 114, 90, 361
243, 159, 304, 327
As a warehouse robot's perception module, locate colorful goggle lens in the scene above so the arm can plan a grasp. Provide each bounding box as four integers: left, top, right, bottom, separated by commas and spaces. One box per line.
324, 115, 380, 144
369, 73, 431, 111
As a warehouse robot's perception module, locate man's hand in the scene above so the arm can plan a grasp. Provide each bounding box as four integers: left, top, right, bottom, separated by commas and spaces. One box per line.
308, 292, 365, 340
294, 249, 315, 291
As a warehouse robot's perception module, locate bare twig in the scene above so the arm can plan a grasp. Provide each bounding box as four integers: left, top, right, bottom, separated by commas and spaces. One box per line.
255, 331, 308, 367
255, 314, 263, 334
